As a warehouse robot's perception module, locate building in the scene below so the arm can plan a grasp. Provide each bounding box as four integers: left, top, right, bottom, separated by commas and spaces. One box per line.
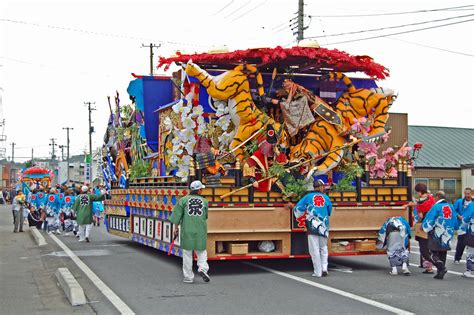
461, 164, 474, 189
408, 126, 474, 201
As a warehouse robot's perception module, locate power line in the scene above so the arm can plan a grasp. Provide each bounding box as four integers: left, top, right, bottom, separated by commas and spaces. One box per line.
304, 13, 474, 39
231, 0, 268, 22
0, 18, 208, 48
323, 18, 474, 47
213, 0, 235, 15
385, 36, 474, 57
308, 4, 474, 18
224, 0, 251, 18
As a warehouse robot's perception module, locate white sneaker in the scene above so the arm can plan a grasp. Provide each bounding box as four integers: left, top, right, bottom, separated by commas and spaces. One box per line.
454, 260, 460, 265
78, 239, 85, 242
389, 270, 398, 276
64, 232, 71, 236
402, 268, 411, 275
462, 271, 474, 278
311, 273, 322, 277
47, 231, 52, 235
183, 278, 194, 283
55, 230, 61, 235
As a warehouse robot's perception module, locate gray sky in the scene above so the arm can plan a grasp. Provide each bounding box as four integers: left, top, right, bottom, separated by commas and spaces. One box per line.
1, 0, 473, 162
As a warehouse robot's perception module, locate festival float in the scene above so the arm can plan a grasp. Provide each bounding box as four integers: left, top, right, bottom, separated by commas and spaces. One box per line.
102, 43, 421, 259
20, 166, 54, 194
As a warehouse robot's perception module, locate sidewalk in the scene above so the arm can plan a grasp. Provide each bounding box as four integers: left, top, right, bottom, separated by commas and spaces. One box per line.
0, 205, 93, 314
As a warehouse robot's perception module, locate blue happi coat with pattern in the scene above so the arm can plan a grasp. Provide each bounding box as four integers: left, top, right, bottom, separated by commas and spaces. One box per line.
293, 192, 332, 237
422, 199, 457, 250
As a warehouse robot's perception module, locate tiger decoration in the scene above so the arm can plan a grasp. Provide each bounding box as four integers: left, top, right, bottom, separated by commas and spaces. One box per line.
325, 72, 396, 136
185, 61, 395, 176
185, 61, 280, 160
288, 73, 396, 174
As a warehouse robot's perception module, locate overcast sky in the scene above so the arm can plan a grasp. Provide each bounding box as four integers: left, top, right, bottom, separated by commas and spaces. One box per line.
1, 0, 473, 162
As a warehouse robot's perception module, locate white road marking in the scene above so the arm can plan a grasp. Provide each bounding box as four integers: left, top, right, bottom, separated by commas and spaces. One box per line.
409, 251, 464, 276
328, 263, 353, 273
49, 234, 135, 315
244, 262, 414, 315
410, 243, 456, 255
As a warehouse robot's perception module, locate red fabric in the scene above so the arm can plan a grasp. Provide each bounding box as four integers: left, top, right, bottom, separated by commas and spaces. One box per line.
158, 46, 389, 79
247, 150, 271, 192
416, 194, 435, 213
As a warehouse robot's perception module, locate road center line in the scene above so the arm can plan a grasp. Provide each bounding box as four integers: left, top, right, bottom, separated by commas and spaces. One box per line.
243, 262, 414, 315
50, 234, 135, 315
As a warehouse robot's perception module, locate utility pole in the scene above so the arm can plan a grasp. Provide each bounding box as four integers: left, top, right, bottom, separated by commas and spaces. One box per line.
62, 127, 73, 182
84, 102, 95, 160
297, 0, 305, 42
31, 148, 34, 162
49, 138, 57, 160
141, 43, 161, 76
85, 102, 96, 184
10, 142, 15, 162
59, 145, 65, 161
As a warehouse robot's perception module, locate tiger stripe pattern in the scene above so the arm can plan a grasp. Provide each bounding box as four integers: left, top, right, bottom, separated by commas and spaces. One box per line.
185, 61, 277, 160
325, 72, 395, 135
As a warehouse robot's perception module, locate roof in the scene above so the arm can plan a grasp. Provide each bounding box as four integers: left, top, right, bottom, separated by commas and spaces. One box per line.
408, 126, 474, 169
158, 46, 389, 79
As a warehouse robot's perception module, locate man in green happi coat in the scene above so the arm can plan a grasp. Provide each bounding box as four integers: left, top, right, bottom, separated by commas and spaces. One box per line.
73, 185, 105, 242
169, 180, 210, 284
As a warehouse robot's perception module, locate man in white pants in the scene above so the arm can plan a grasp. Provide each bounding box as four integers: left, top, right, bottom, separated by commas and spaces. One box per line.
73, 186, 105, 242
293, 179, 332, 277
169, 180, 210, 283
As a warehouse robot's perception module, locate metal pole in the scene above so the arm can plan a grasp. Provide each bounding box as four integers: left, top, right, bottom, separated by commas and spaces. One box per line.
63, 127, 73, 183
297, 0, 304, 42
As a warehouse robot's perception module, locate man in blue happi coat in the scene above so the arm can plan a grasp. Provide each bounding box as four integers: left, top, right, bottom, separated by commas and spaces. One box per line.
453, 187, 472, 263
460, 202, 474, 278
422, 191, 457, 280
293, 179, 332, 278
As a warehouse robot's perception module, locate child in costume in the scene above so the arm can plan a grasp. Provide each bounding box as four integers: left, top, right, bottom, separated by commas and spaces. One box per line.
377, 216, 411, 275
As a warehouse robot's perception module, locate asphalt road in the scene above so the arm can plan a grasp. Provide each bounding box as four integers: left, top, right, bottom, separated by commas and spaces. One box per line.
3, 205, 473, 315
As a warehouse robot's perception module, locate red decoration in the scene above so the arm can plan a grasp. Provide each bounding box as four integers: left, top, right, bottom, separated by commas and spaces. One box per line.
296, 212, 307, 228
313, 195, 325, 207
442, 205, 452, 219
158, 46, 389, 80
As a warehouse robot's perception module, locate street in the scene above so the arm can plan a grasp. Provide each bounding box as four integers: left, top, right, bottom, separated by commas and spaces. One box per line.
1, 204, 472, 315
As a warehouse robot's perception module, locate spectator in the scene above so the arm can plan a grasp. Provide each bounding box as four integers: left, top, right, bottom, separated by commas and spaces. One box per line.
27, 205, 43, 229
12, 190, 25, 233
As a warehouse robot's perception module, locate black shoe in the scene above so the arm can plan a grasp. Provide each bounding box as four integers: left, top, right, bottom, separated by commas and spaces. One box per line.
198, 269, 210, 282
98, 222, 100, 226
86, 237, 90, 243
434, 268, 447, 280
19, 230, 24, 232
73, 231, 77, 236
322, 271, 329, 277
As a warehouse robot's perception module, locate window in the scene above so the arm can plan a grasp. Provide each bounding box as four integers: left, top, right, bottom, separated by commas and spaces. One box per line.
414, 178, 428, 186
429, 179, 440, 192
443, 179, 456, 198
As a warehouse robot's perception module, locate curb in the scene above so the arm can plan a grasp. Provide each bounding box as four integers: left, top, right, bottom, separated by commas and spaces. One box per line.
30, 227, 47, 246
55, 267, 87, 306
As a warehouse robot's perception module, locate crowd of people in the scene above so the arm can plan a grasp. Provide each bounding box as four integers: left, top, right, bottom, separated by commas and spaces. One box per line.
10, 183, 106, 242
293, 182, 473, 280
